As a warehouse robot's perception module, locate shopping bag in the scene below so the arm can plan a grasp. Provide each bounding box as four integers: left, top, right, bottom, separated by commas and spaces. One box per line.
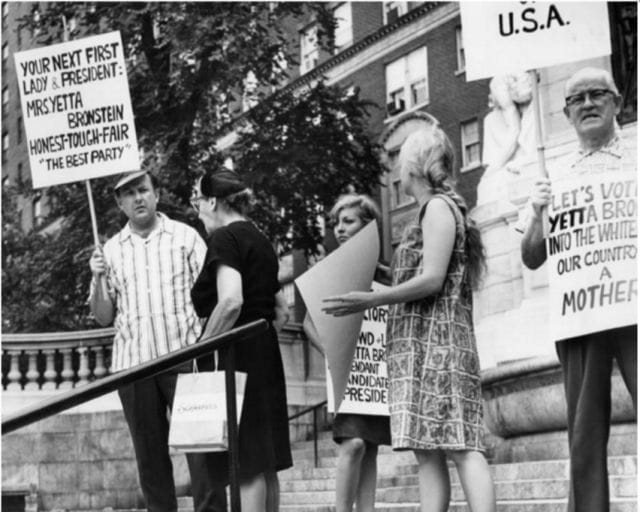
169, 370, 247, 453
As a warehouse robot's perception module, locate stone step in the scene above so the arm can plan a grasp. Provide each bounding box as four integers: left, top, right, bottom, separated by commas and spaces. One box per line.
280, 474, 638, 502
115, 455, 636, 512
281, 455, 637, 484
278, 497, 637, 512
279, 473, 637, 505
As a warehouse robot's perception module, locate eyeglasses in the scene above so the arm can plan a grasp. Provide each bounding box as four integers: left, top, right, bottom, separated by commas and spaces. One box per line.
565, 88, 615, 108
190, 190, 206, 211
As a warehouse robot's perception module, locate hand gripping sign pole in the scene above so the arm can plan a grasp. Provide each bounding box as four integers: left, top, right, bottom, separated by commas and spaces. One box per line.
85, 179, 109, 298
528, 68, 550, 235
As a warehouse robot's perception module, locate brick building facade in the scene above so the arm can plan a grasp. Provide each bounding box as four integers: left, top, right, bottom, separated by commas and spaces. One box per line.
2, 1, 43, 232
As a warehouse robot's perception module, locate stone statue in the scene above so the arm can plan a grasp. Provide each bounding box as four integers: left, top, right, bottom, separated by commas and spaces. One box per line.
478, 73, 536, 204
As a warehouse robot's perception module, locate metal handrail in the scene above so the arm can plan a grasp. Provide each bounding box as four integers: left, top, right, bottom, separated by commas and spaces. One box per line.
2, 319, 269, 512
288, 399, 328, 468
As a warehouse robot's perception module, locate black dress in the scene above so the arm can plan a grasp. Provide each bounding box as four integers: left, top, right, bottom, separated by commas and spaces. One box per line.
191, 221, 292, 481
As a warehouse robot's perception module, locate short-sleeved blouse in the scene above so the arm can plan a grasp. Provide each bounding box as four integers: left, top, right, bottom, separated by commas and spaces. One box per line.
190, 220, 292, 480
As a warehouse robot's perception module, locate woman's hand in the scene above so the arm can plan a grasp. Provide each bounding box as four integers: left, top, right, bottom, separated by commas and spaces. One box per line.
322, 291, 378, 317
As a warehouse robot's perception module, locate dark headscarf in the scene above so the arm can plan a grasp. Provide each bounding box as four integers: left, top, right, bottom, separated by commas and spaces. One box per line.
201, 167, 246, 198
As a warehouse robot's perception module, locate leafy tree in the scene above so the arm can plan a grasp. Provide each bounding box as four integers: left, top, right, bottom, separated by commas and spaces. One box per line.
3, 2, 386, 332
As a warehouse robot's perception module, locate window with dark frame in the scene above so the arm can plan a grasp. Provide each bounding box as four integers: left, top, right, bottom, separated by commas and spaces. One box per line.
2, 2, 8, 29
300, 24, 319, 74
2, 41, 8, 73
2, 131, 9, 161
333, 3, 353, 54
455, 26, 465, 73
2, 85, 9, 110
385, 46, 428, 118
460, 119, 481, 170
383, 1, 408, 25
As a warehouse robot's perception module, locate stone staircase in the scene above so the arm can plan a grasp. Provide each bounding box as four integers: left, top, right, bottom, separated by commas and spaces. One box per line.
137, 431, 637, 512
276, 433, 637, 512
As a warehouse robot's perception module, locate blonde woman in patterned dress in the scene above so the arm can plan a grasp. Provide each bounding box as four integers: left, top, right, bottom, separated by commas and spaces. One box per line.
323, 125, 495, 512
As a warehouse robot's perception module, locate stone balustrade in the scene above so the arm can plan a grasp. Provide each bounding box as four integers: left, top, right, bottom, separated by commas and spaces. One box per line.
2, 328, 115, 391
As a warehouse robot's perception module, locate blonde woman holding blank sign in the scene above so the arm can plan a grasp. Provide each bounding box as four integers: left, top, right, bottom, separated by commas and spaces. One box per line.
324, 126, 495, 512
304, 193, 391, 512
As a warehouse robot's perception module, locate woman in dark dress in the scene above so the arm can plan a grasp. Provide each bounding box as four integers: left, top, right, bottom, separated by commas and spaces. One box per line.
190, 167, 292, 512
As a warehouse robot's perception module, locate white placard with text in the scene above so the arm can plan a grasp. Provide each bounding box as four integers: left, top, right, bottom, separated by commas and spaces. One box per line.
327, 282, 390, 416
460, 2, 611, 80
14, 31, 139, 188
546, 172, 637, 341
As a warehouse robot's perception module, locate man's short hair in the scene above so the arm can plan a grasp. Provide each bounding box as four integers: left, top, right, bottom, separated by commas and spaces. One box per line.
564, 67, 620, 96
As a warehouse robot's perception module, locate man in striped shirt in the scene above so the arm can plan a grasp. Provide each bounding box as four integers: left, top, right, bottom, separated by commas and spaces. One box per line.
89, 170, 227, 512
520, 68, 636, 512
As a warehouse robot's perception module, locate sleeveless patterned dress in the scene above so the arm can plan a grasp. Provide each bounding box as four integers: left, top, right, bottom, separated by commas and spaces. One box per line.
386, 194, 484, 451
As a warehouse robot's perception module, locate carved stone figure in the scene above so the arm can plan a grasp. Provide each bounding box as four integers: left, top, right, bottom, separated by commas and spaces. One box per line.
478, 73, 536, 204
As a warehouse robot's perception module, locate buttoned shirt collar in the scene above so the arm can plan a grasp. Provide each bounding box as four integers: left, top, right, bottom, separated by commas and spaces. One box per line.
572, 133, 623, 168
118, 212, 174, 243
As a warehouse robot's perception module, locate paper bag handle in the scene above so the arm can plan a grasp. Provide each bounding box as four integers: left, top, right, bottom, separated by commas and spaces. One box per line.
191, 350, 220, 373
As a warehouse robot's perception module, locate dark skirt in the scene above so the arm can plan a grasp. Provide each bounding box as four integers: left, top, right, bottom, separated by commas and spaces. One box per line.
204, 324, 292, 482
332, 413, 391, 446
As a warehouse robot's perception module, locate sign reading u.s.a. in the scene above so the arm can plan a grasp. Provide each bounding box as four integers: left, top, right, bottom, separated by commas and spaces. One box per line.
14, 31, 139, 188
460, 2, 611, 80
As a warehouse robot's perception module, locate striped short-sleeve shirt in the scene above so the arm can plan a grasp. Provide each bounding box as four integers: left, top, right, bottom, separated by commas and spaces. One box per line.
93, 213, 207, 371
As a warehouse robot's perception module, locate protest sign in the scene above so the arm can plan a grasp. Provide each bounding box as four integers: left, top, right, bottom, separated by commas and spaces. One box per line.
295, 221, 379, 412
460, 2, 611, 81
546, 172, 637, 341
327, 281, 390, 416
14, 31, 139, 188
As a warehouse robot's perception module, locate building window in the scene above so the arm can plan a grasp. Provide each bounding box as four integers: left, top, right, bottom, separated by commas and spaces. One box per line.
2, 86, 9, 110
33, 195, 43, 226
2, 2, 8, 28
2, 131, 9, 161
300, 24, 319, 74
32, 7, 41, 38
333, 3, 352, 53
270, 50, 288, 89
460, 119, 481, 170
383, 1, 408, 24
455, 26, 465, 73
17, 162, 22, 182
385, 46, 428, 117
387, 149, 414, 209
17, 116, 23, 144
17, 26, 22, 49
2, 41, 8, 72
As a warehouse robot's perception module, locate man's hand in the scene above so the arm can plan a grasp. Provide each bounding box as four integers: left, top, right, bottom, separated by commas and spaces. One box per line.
530, 178, 552, 219
90, 246, 107, 276
88, 245, 115, 326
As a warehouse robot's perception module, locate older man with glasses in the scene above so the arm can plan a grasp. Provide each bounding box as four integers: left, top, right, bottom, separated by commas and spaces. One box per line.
519, 67, 637, 512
